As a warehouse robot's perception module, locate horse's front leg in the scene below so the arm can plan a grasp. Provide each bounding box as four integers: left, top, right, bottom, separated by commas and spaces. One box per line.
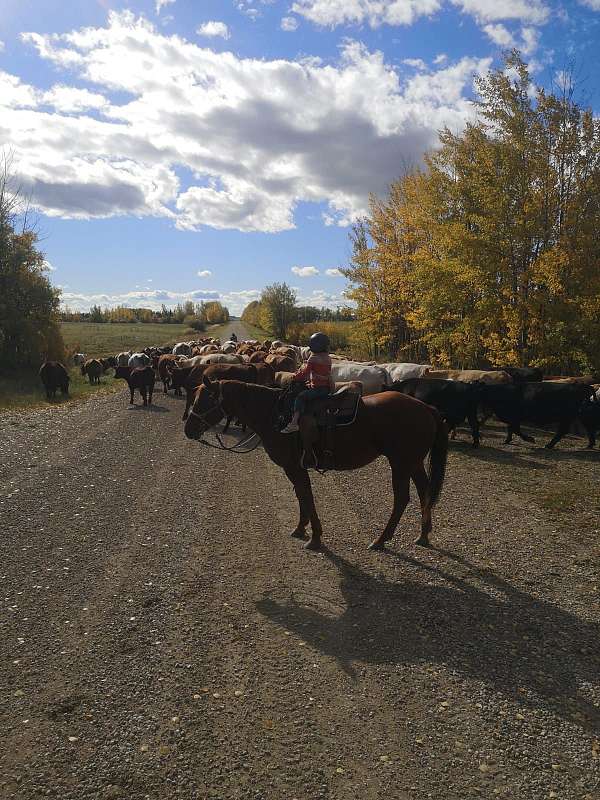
369, 461, 410, 551
285, 466, 323, 550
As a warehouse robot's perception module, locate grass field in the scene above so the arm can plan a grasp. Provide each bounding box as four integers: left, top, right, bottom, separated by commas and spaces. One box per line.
61, 321, 194, 358
0, 368, 119, 412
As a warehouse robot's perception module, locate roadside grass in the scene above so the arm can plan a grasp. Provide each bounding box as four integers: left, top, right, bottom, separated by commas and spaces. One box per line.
60, 321, 194, 358
0, 368, 121, 412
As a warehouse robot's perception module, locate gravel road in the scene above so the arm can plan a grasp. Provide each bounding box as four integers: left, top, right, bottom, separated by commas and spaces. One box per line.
1, 381, 599, 800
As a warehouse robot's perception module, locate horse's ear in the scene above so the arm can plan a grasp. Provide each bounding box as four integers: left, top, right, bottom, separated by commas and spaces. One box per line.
203, 375, 212, 388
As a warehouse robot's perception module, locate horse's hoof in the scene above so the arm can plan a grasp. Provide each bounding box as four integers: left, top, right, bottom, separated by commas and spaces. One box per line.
368, 540, 386, 551
290, 529, 307, 540
305, 539, 322, 551
415, 537, 430, 547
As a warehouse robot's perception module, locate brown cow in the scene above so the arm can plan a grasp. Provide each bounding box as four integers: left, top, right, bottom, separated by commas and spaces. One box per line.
81, 358, 103, 384
114, 366, 155, 406
265, 354, 296, 373
249, 351, 267, 363
157, 354, 181, 393
182, 363, 264, 420
39, 361, 69, 400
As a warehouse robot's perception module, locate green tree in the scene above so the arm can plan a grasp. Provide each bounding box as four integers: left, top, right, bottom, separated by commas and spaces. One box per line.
260, 282, 297, 339
0, 158, 64, 368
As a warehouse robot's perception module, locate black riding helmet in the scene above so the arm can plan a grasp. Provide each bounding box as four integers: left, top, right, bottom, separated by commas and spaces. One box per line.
309, 332, 330, 353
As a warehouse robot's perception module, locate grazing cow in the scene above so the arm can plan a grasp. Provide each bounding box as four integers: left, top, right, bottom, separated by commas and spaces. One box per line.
265, 354, 296, 373
391, 378, 481, 447
173, 342, 193, 356
379, 363, 432, 384
116, 351, 132, 367
39, 361, 69, 400
426, 369, 512, 385
128, 352, 151, 368
81, 358, 103, 385
114, 366, 155, 406
330, 361, 387, 395
72, 353, 86, 366
479, 382, 595, 448
182, 363, 263, 420
498, 366, 543, 383
101, 356, 117, 370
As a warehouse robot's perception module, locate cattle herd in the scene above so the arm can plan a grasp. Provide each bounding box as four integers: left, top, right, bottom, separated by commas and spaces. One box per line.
39, 336, 600, 450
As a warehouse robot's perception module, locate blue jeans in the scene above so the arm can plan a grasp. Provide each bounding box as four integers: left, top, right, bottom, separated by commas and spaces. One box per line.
294, 386, 329, 414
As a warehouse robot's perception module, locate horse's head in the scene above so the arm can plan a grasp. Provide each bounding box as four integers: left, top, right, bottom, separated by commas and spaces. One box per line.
184, 376, 225, 440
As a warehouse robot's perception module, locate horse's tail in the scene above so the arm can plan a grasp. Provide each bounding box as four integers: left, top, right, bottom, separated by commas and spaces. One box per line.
427, 409, 448, 508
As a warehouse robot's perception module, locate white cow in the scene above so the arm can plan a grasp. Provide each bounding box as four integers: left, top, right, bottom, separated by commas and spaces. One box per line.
222, 341, 238, 353
200, 353, 243, 365
128, 352, 151, 368
116, 351, 132, 367
330, 361, 387, 395
379, 362, 432, 385
173, 342, 193, 356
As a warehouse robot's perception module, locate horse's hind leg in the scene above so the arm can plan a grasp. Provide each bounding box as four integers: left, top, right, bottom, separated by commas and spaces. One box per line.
369, 462, 410, 551
412, 463, 432, 547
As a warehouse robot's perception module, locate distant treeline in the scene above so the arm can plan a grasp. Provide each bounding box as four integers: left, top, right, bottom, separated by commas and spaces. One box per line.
242, 289, 355, 337
60, 300, 230, 330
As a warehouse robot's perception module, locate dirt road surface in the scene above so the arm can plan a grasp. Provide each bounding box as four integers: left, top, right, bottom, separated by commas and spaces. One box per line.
1, 379, 599, 799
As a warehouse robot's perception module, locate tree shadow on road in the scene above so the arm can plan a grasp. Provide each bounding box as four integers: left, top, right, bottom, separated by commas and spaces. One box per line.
256, 547, 600, 733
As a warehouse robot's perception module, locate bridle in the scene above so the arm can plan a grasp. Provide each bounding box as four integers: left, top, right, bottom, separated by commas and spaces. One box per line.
187, 382, 261, 454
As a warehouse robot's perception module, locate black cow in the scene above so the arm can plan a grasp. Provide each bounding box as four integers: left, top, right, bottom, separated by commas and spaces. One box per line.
498, 366, 544, 383
579, 398, 600, 449
390, 378, 481, 447
114, 365, 155, 407
39, 361, 70, 400
479, 382, 595, 448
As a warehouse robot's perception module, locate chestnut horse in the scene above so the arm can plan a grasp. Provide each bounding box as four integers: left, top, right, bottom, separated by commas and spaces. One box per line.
184, 378, 448, 552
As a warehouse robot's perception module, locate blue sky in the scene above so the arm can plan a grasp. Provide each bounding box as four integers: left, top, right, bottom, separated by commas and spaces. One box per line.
1, 0, 599, 314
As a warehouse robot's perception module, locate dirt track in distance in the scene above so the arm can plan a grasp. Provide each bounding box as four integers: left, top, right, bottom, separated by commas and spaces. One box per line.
1, 372, 599, 799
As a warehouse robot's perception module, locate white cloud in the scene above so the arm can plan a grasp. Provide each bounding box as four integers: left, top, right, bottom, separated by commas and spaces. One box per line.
43, 260, 56, 271
8, 12, 490, 232
483, 23, 540, 54
292, 0, 442, 28
451, 0, 549, 24
0, 41, 5, 53
155, 0, 175, 14
483, 23, 514, 46
325, 267, 342, 276
434, 53, 448, 65
197, 21, 231, 39
580, 0, 600, 8
281, 16, 299, 30
59, 286, 263, 315
43, 84, 108, 113
197, 269, 212, 277
292, 266, 320, 277
403, 57, 427, 70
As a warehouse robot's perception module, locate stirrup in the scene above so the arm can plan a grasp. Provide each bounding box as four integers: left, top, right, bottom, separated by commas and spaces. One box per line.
280, 422, 299, 434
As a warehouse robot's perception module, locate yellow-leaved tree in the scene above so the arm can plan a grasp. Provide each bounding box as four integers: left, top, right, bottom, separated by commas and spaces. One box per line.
343, 52, 600, 372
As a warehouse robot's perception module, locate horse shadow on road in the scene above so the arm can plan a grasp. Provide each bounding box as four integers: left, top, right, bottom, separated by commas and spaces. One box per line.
256, 548, 600, 733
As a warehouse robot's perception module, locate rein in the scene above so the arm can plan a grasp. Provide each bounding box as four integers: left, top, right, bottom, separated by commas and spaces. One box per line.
188, 382, 262, 454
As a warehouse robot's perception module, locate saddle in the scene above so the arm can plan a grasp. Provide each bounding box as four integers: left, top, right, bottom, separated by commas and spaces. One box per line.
299, 386, 361, 472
